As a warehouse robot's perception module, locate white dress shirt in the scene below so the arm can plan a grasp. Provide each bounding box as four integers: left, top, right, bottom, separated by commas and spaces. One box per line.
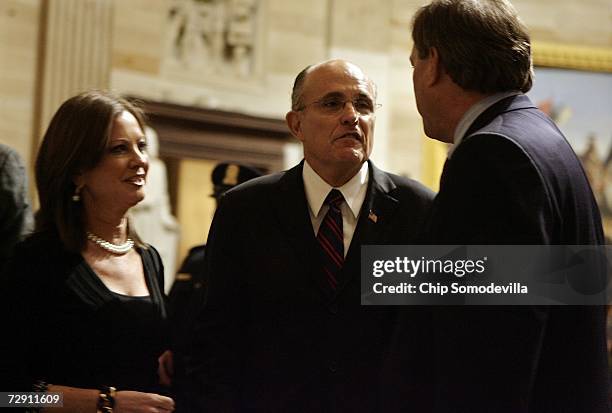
302, 160, 369, 256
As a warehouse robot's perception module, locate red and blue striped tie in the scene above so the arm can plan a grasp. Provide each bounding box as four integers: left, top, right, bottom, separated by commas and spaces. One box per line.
317, 189, 344, 290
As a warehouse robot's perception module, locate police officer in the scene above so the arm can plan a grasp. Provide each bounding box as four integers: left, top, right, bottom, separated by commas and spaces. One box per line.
168, 162, 262, 412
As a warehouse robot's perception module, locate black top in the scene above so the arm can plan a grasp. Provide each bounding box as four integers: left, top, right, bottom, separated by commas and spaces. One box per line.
0, 230, 168, 393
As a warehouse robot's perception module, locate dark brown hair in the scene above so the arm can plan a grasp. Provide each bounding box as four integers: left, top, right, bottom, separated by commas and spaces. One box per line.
412, 0, 533, 94
35, 90, 147, 252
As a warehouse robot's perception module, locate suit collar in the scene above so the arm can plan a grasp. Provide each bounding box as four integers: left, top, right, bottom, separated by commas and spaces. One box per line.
439, 94, 537, 191
275, 162, 332, 298
464, 93, 537, 138
449, 91, 521, 158
347, 161, 399, 250
339, 162, 401, 291
364, 161, 398, 210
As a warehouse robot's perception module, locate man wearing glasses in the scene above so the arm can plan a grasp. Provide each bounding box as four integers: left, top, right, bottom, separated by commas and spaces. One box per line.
189, 59, 433, 412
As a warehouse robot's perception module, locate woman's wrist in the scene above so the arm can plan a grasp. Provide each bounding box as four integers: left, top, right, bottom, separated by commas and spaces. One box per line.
96, 386, 116, 413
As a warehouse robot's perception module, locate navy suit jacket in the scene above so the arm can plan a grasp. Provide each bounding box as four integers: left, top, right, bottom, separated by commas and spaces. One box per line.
189, 161, 434, 412
389, 95, 608, 412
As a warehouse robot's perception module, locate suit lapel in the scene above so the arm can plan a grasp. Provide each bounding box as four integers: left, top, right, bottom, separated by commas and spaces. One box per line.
337, 162, 400, 292
271, 162, 331, 298
464, 94, 537, 138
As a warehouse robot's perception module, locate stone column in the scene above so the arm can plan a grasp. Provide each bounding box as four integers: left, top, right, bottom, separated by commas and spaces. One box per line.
38, 0, 113, 138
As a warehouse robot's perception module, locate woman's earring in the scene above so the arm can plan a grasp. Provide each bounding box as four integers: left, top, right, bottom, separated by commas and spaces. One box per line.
72, 187, 81, 202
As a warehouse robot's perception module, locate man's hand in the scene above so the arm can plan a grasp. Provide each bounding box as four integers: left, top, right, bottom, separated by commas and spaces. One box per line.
115, 390, 175, 413
158, 349, 174, 387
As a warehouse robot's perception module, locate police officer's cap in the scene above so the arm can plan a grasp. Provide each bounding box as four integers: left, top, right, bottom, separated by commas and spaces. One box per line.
212, 162, 262, 198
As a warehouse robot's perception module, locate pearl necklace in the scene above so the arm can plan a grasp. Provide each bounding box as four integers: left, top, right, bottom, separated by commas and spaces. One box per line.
86, 231, 134, 255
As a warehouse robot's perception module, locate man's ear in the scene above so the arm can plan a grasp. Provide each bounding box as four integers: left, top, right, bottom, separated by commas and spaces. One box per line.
285, 110, 305, 142
426, 47, 443, 87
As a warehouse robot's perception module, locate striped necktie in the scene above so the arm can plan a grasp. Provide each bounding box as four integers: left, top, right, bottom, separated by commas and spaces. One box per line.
317, 189, 344, 290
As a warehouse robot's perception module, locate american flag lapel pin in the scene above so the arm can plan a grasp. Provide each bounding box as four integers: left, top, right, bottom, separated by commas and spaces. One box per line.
368, 210, 378, 223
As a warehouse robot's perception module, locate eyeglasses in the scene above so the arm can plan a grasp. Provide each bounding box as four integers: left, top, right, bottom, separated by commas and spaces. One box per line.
297, 96, 382, 116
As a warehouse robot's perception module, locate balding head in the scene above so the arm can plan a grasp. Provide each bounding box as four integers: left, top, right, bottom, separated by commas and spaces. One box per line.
290, 60, 377, 111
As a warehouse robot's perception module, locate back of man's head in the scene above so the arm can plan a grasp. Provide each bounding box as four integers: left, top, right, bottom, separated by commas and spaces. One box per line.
412, 0, 533, 94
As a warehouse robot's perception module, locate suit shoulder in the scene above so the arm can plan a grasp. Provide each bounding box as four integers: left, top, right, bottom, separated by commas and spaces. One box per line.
457, 132, 539, 172
14, 230, 61, 256
465, 106, 569, 162
383, 172, 436, 202
3, 231, 71, 283
220, 171, 286, 201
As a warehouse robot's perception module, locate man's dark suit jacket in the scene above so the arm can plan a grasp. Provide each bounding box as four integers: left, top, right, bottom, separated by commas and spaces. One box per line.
189, 160, 434, 412
388, 94, 608, 412
0, 143, 32, 267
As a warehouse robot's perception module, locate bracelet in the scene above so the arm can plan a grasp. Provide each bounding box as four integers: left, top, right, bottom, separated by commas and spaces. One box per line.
27, 381, 49, 413
33, 380, 49, 393
97, 386, 116, 413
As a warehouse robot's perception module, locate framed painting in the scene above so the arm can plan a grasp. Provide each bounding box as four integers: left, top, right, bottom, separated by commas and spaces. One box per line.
528, 40, 612, 373
528, 41, 612, 241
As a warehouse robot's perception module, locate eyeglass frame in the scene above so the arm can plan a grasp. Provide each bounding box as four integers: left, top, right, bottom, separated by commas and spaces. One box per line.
295, 93, 382, 116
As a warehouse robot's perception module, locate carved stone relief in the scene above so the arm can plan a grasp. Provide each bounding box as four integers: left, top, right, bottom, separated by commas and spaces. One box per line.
163, 0, 260, 79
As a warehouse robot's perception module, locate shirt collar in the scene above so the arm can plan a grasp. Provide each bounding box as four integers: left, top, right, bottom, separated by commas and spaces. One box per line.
448, 91, 520, 159
303, 160, 369, 219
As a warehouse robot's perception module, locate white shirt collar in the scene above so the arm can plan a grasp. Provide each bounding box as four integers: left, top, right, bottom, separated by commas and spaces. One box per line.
448, 91, 521, 158
302, 160, 369, 220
